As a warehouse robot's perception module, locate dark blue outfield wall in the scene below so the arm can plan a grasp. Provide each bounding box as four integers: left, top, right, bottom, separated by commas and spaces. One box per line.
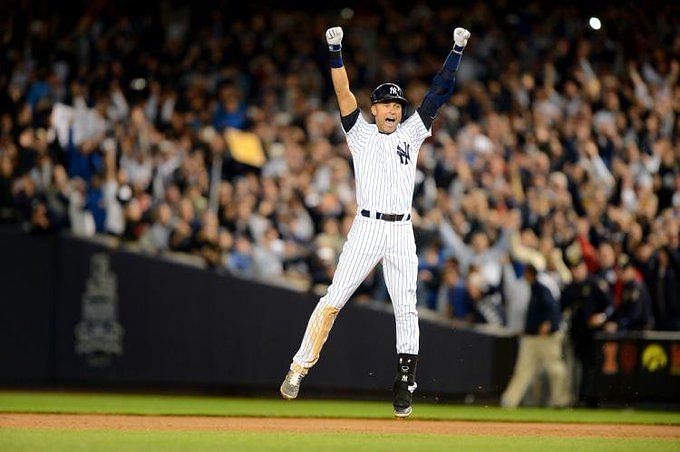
0, 230, 57, 382
0, 228, 515, 396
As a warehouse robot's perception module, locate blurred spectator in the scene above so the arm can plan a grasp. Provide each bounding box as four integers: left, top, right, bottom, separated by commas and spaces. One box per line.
193, 211, 223, 268
647, 247, 680, 331
252, 226, 284, 280
417, 243, 442, 310
501, 264, 569, 408
228, 235, 255, 277
213, 82, 248, 131
139, 203, 174, 252
611, 254, 653, 331
561, 257, 615, 406
436, 257, 469, 319
502, 259, 531, 334
85, 174, 106, 233
467, 269, 505, 327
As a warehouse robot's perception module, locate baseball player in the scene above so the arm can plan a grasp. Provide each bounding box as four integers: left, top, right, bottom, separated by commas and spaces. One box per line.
280, 25, 471, 417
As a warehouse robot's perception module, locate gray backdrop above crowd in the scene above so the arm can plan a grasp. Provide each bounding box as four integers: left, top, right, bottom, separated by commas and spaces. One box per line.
1, 227, 678, 403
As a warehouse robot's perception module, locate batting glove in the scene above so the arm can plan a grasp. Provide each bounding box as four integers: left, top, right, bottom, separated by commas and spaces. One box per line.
453, 27, 471, 49
326, 26, 344, 49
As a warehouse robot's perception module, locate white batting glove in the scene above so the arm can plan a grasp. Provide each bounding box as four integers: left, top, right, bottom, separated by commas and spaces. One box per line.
453, 27, 471, 49
326, 27, 344, 47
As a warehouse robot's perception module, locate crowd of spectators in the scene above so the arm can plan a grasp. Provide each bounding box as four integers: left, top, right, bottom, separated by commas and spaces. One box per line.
1, 1, 678, 334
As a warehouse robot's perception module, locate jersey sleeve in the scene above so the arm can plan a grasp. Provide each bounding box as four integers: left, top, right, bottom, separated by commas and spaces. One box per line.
401, 110, 432, 148
342, 109, 372, 154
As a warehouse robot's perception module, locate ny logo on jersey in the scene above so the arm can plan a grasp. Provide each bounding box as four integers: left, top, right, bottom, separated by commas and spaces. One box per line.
396, 142, 410, 165
390, 86, 399, 96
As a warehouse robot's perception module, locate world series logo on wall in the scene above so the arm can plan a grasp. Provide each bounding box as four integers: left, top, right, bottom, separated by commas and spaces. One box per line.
74, 254, 124, 366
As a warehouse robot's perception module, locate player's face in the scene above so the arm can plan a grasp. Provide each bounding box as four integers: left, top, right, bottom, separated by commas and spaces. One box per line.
371, 102, 403, 134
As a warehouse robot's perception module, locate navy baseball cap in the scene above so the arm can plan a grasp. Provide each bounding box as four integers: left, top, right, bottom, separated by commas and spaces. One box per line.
370, 83, 408, 108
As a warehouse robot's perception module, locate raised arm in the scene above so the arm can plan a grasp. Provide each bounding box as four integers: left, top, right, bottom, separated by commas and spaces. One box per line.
326, 27, 358, 117
438, 217, 474, 267
417, 27, 471, 129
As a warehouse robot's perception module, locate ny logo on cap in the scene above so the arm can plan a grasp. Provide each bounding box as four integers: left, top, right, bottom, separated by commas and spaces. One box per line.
397, 142, 410, 165
390, 86, 399, 96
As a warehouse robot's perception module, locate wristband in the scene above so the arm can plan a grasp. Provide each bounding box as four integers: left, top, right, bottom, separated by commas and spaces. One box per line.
453, 44, 465, 55
329, 44, 343, 68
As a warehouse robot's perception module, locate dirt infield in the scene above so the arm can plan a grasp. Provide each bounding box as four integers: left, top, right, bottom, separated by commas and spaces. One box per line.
1, 413, 679, 438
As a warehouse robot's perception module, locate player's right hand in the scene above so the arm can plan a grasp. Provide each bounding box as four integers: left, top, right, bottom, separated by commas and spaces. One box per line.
326, 27, 344, 46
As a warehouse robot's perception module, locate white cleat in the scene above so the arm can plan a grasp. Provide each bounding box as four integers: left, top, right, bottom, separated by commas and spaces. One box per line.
280, 370, 304, 400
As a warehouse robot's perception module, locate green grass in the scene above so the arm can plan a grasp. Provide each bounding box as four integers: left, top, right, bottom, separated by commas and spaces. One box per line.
0, 429, 677, 452
1, 391, 679, 425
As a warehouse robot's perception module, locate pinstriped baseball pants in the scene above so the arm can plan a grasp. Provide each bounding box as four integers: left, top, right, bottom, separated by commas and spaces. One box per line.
291, 214, 419, 373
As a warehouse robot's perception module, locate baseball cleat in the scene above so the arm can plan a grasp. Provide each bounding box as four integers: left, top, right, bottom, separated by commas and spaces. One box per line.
392, 382, 416, 418
393, 405, 413, 418
280, 370, 304, 400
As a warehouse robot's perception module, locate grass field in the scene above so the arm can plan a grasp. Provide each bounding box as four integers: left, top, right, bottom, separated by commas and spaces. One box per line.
2, 430, 678, 452
0, 391, 678, 451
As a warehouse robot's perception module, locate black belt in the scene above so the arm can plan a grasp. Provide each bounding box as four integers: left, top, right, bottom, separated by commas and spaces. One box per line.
361, 209, 411, 222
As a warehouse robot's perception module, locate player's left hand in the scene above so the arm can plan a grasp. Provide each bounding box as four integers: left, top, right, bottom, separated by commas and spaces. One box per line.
453, 27, 471, 48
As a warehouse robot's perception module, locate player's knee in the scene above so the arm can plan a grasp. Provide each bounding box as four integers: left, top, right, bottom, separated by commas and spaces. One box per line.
394, 306, 417, 320
318, 296, 344, 312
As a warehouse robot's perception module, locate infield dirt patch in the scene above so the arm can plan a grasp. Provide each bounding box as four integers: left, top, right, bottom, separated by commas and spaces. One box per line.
1, 413, 679, 439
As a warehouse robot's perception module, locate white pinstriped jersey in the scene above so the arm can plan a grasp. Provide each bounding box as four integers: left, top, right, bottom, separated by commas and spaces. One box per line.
343, 111, 432, 214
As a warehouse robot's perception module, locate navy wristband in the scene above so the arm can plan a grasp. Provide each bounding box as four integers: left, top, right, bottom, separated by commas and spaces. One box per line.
452, 44, 465, 55
329, 44, 343, 68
